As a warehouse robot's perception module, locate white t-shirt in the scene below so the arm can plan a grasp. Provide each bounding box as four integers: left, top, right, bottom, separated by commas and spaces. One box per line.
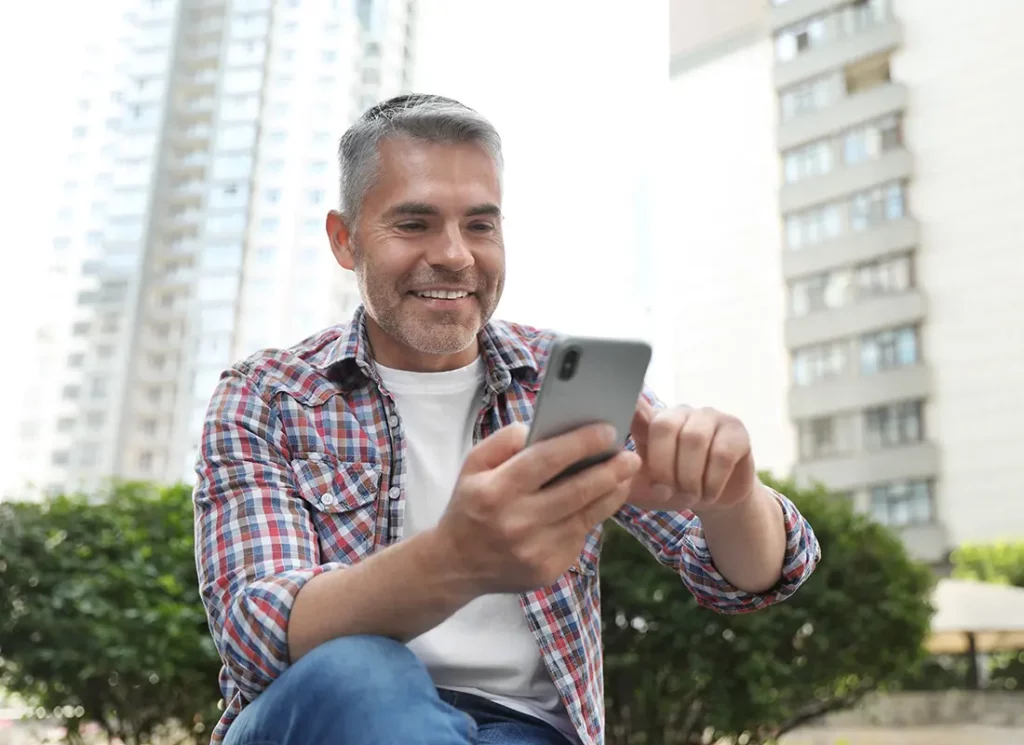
374, 359, 575, 740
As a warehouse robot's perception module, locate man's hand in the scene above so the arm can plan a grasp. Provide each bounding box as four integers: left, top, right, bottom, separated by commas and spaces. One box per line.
432, 422, 642, 595
626, 398, 757, 515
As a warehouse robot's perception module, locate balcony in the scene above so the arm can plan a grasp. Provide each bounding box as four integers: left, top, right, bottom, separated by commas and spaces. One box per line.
782, 216, 919, 280
771, 0, 850, 30
779, 81, 908, 150
780, 148, 912, 214
794, 440, 940, 493
789, 363, 932, 419
775, 12, 902, 89
785, 289, 927, 349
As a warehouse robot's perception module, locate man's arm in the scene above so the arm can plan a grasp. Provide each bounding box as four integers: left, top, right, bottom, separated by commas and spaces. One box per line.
194, 369, 477, 699
614, 387, 821, 613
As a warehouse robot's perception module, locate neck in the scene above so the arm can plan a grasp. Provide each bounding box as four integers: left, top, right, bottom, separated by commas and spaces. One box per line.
365, 316, 480, 372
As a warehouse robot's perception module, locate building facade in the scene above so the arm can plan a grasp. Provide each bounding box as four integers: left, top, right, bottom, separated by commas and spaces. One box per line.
668, 0, 1024, 562
11, 0, 415, 498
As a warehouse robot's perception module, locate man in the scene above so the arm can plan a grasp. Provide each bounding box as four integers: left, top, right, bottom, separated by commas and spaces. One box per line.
194, 94, 821, 745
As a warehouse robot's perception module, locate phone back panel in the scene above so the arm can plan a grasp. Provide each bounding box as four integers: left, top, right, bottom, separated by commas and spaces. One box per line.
526, 336, 653, 456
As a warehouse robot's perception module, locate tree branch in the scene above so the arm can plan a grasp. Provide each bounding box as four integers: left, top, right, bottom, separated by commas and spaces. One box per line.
772, 686, 872, 740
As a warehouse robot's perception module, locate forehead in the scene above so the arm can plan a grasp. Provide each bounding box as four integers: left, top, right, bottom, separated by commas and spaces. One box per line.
364, 137, 501, 214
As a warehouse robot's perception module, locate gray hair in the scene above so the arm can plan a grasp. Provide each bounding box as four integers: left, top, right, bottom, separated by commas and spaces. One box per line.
337, 94, 504, 221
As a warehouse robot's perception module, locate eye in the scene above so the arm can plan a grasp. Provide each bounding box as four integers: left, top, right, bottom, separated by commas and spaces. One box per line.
468, 221, 496, 233
395, 221, 427, 232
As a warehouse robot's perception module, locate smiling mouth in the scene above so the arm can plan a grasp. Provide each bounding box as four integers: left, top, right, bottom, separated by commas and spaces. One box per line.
411, 290, 473, 300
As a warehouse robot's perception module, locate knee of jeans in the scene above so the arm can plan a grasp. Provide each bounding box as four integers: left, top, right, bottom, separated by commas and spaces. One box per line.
288, 634, 433, 703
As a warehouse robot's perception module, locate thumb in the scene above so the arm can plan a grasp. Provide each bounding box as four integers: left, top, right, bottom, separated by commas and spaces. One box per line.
461, 422, 529, 474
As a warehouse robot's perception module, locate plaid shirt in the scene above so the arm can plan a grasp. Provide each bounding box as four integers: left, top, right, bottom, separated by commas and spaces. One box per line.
194, 307, 820, 745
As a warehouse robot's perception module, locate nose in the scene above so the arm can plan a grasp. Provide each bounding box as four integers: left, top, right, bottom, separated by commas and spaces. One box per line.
425, 222, 475, 272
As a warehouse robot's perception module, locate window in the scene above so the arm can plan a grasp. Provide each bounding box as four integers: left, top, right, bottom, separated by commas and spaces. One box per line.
57, 417, 75, 433
219, 95, 261, 122
850, 182, 905, 231
792, 342, 848, 386
91, 378, 107, 398
52, 450, 71, 466
844, 115, 902, 165
308, 189, 324, 204
856, 253, 913, 297
72, 321, 91, 336
264, 159, 285, 173
322, 50, 337, 62
212, 154, 254, 181
62, 385, 81, 400
872, 480, 933, 527
260, 217, 280, 232
264, 189, 281, 203
139, 451, 154, 470
87, 412, 105, 427
779, 74, 840, 121
860, 327, 918, 374
226, 40, 267, 67
97, 345, 115, 360
845, 0, 890, 34
846, 53, 891, 95
68, 353, 85, 368
789, 270, 853, 316
217, 123, 258, 150
140, 419, 158, 435
864, 400, 924, 450
775, 16, 827, 61
206, 212, 247, 235
208, 183, 250, 211
798, 415, 854, 460
783, 140, 834, 184
256, 246, 276, 263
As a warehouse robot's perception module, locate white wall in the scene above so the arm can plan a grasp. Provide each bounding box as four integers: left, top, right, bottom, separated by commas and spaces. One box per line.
663, 40, 796, 476
893, 0, 1024, 543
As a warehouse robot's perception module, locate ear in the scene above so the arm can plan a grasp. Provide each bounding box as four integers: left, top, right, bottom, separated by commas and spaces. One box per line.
326, 210, 356, 271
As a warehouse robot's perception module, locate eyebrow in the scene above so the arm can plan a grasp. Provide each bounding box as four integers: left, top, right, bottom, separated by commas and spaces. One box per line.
384, 201, 502, 219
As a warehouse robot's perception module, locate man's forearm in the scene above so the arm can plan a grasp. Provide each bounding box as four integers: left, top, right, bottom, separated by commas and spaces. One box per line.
698, 481, 787, 594
288, 528, 478, 662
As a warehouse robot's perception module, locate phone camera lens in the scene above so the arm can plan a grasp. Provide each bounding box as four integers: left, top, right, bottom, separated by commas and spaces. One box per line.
558, 348, 581, 380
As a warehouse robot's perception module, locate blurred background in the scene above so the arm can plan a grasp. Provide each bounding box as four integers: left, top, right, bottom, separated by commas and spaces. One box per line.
0, 1, 1022, 744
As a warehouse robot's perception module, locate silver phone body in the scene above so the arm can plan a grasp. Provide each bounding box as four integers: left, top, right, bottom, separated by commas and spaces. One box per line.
526, 335, 653, 483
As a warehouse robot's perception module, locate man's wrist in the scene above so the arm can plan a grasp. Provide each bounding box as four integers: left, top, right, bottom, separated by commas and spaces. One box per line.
417, 526, 488, 605
695, 480, 781, 530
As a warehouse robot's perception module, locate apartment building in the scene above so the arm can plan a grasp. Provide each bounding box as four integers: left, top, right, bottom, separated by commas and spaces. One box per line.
10, 0, 415, 498
668, 0, 1024, 563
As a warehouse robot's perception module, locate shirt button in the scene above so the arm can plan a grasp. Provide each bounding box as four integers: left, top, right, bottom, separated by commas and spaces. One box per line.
388, 414, 399, 428
388, 486, 401, 499
321, 493, 336, 506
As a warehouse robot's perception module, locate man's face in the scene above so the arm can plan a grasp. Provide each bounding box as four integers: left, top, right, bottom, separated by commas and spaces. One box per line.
329, 137, 505, 370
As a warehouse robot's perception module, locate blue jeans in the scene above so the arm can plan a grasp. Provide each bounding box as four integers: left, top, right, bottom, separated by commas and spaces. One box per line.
224, 635, 575, 745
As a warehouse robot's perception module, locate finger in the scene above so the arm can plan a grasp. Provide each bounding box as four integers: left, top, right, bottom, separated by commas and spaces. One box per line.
462, 422, 529, 474
500, 422, 620, 493
675, 408, 719, 499
645, 407, 690, 486
574, 479, 633, 533
702, 417, 750, 500
534, 450, 641, 523
629, 397, 656, 456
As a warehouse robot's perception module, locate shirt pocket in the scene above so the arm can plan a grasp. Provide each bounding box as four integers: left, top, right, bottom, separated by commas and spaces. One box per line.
290, 452, 381, 565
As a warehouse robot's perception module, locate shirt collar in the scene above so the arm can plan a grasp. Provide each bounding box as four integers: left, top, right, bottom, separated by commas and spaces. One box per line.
319, 306, 540, 394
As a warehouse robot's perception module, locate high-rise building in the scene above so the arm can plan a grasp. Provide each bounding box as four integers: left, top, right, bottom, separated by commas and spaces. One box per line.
10, 0, 415, 499
667, 0, 1024, 564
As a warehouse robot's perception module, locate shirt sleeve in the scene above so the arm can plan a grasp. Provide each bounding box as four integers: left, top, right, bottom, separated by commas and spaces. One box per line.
193, 368, 345, 701
613, 386, 821, 614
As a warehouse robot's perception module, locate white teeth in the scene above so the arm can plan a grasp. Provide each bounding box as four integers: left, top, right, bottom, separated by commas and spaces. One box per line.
416, 290, 469, 300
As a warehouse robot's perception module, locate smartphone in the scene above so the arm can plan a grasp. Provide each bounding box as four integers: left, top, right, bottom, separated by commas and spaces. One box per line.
526, 335, 653, 484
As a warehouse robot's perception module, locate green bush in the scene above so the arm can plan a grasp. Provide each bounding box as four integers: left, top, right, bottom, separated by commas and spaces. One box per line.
600, 473, 934, 745
0, 483, 221, 745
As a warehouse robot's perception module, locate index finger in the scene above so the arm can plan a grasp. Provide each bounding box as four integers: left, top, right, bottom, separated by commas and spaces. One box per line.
498, 422, 618, 494
630, 396, 656, 456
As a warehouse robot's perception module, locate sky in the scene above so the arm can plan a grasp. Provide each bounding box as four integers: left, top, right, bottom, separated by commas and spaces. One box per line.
0, 1, 670, 482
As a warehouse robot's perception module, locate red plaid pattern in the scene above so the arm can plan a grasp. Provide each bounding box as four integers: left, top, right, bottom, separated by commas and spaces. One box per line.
194, 308, 820, 745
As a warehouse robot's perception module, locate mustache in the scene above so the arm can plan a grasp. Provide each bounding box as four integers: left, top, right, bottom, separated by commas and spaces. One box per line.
406, 269, 482, 290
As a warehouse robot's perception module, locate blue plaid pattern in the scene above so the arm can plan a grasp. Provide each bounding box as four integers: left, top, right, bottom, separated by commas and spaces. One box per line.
194, 307, 820, 745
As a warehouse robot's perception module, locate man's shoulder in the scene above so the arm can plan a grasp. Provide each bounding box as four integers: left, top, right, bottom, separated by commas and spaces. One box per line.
487, 318, 561, 369
227, 324, 350, 403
